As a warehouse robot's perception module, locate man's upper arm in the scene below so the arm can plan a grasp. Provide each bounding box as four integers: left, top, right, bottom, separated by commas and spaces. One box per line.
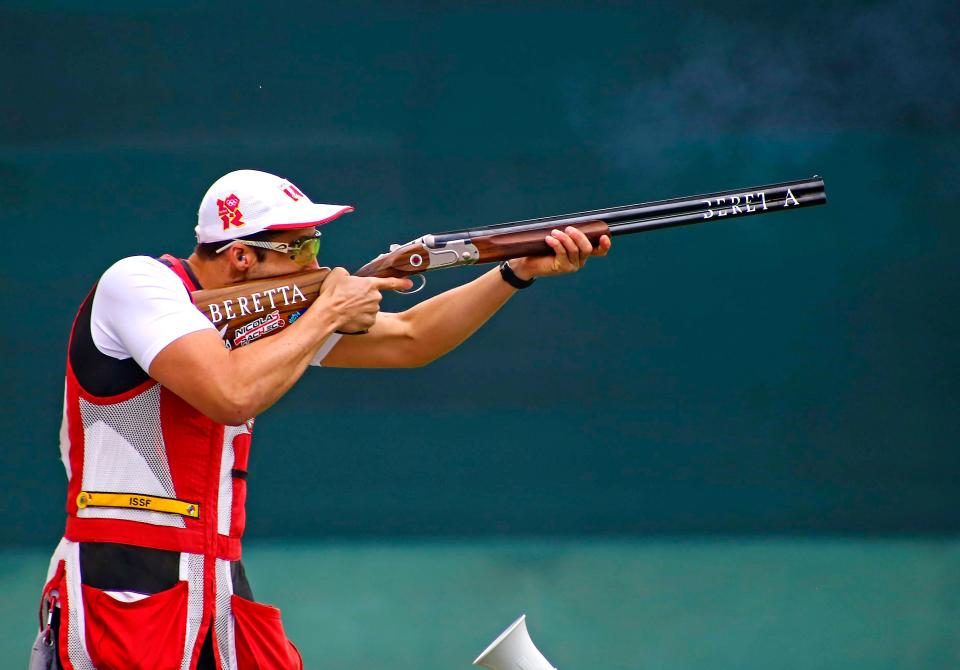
91, 256, 244, 421
147, 329, 237, 419
92, 256, 216, 371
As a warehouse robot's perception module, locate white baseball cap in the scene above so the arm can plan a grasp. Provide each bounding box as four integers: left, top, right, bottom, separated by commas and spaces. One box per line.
196, 169, 354, 244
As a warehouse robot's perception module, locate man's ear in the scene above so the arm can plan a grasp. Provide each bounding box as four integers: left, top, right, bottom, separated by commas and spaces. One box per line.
226, 243, 252, 271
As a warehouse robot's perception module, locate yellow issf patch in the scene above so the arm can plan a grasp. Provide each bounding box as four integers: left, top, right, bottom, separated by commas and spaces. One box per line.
76, 491, 200, 519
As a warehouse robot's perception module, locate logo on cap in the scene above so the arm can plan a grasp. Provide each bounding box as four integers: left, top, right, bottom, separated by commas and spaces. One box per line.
217, 194, 246, 230
281, 181, 306, 202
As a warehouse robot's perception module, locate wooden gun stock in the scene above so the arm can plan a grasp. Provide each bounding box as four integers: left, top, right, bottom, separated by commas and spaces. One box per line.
191, 269, 329, 349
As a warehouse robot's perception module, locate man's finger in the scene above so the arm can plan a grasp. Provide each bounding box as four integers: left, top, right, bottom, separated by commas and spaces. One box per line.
319, 267, 349, 291
591, 235, 612, 257
546, 233, 569, 271
371, 276, 415, 292
552, 229, 580, 265
566, 227, 594, 265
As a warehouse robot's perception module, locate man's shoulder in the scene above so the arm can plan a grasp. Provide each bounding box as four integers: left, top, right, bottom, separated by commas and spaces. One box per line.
102, 255, 169, 278
97, 255, 187, 298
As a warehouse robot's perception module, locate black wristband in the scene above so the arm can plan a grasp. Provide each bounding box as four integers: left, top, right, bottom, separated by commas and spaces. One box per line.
499, 261, 536, 289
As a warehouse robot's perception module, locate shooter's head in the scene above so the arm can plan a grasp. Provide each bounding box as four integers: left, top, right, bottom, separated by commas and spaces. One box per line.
193, 169, 353, 278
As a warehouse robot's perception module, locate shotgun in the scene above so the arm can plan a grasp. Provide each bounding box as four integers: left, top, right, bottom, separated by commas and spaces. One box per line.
192, 176, 826, 348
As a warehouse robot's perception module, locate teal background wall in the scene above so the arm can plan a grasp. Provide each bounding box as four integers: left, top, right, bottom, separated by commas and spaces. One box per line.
2, 0, 957, 543
1, 2, 959, 666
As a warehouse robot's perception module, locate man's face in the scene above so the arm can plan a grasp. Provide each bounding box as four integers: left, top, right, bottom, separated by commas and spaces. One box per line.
242, 226, 322, 279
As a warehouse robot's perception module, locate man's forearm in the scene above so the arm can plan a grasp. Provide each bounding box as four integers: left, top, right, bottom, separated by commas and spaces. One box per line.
323, 227, 605, 369
224, 305, 341, 418
149, 297, 341, 424
398, 265, 518, 365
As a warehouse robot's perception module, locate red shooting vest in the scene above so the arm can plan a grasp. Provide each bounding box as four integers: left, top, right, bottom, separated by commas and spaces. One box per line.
47, 255, 301, 670
63, 255, 250, 560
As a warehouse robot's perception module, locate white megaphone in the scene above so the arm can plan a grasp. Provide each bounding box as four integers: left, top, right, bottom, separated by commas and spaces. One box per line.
473, 614, 557, 670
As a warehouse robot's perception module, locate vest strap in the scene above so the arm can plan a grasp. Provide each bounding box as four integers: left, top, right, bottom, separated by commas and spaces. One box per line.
76, 491, 201, 519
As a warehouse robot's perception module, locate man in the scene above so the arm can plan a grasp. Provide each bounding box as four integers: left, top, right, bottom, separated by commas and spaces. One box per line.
33, 169, 611, 670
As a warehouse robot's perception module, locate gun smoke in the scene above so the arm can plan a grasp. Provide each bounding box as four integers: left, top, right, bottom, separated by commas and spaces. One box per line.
569, 0, 960, 170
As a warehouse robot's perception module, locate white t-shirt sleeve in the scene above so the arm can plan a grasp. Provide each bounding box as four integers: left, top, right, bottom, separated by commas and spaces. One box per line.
309, 333, 343, 366
90, 256, 216, 372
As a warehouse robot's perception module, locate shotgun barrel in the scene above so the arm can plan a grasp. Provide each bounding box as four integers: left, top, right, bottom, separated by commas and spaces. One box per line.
431, 176, 825, 244
355, 176, 827, 279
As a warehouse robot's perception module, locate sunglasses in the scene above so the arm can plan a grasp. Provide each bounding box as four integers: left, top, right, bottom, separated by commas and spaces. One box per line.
216, 230, 322, 266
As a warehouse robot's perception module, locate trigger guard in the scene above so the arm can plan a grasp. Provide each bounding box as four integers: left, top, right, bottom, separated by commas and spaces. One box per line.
394, 274, 426, 295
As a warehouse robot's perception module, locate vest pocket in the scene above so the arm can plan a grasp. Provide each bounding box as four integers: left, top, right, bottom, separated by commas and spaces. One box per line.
81, 580, 188, 670
231, 594, 303, 669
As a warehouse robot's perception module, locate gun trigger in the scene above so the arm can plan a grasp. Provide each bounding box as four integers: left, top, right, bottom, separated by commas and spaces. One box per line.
394, 274, 426, 295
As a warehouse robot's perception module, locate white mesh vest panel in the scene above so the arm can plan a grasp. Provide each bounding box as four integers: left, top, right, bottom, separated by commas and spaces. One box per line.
78, 385, 185, 528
